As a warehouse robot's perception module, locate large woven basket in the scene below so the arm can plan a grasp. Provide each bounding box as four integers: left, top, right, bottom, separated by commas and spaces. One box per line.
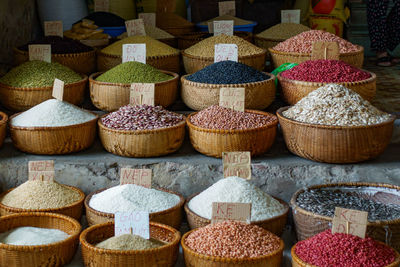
277, 71, 377, 104
0, 186, 85, 220
0, 75, 87, 111
159, 37, 178, 48
290, 182, 400, 252
182, 50, 267, 74
181, 74, 275, 111
0, 212, 81, 267
0, 112, 8, 148
184, 193, 289, 236
253, 36, 283, 60
84, 187, 185, 229
158, 25, 195, 37
181, 229, 284, 267
13, 47, 96, 75
9, 113, 98, 155
186, 110, 278, 158
178, 31, 253, 50
89, 71, 179, 112
277, 106, 395, 163
80, 221, 180, 267
268, 46, 364, 68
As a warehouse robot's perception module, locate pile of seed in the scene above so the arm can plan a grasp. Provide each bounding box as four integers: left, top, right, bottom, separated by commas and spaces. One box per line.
96, 61, 173, 84
185, 221, 281, 258
282, 84, 392, 126
201, 15, 252, 26
295, 230, 397, 267
0, 61, 81, 88
0, 227, 69, 246
118, 26, 174, 40
190, 105, 277, 130
186, 60, 270, 84
19, 36, 93, 54
101, 35, 178, 57
280, 60, 371, 83
1, 180, 81, 209
185, 34, 264, 57
256, 23, 310, 40
78, 12, 125, 27
156, 12, 193, 28
96, 234, 164, 250
272, 30, 361, 53
102, 105, 184, 131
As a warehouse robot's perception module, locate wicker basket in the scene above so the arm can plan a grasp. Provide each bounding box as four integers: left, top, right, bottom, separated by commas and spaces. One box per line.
290, 182, 400, 252
181, 229, 284, 267
89, 71, 179, 112
159, 25, 195, 37
84, 187, 185, 229
80, 221, 180, 267
0, 186, 85, 220
277, 107, 395, 163
97, 50, 180, 73
268, 46, 364, 69
178, 31, 253, 50
0, 212, 81, 267
277, 71, 377, 104
254, 36, 283, 60
9, 113, 98, 155
0, 75, 87, 111
181, 74, 275, 111
13, 47, 96, 75
186, 110, 278, 158
184, 194, 289, 236
182, 50, 267, 74
159, 37, 178, 48
0, 112, 8, 148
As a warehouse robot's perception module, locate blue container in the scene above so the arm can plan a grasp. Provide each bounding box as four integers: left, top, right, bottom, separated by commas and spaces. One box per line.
100, 26, 126, 37
196, 22, 257, 33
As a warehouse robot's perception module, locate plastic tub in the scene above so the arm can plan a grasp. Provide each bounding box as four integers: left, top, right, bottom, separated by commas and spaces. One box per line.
196, 22, 257, 33
100, 26, 126, 37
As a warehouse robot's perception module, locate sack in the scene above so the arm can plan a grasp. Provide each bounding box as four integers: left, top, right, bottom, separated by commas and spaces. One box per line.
308, 0, 349, 22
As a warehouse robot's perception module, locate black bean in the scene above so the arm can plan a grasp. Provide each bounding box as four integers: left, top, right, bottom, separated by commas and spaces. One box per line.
19, 36, 93, 54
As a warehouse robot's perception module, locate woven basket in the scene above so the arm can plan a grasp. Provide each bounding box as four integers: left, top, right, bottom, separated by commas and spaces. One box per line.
159, 37, 178, 48
178, 31, 253, 50
84, 187, 185, 229
0, 212, 81, 267
0, 186, 85, 220
159, 25, 195, 37
290, 182, 400, 252
182, 50, 267, 74
89, 71, 179, 112
277, 106, 395, 163
268, 46, 364, 68
96, 50, 180, 73
13, 47, 96, 75
80, 221, 180, 267
9, 113, 98, 155
0, 112, 8, 148
184, 194, 289, 236
0, 75, 87, 111
186, 110, 278, 158
254, 36, 282, 60
181, 229, 284, 267
181, 74, 275, 111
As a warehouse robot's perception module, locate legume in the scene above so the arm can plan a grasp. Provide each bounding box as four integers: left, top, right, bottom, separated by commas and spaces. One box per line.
201, 15, 252, 26
118, 25, 174, 40
256, 23, 310, 40
78, 12, 125, 27
19, 36, 93, 54
156, 12, 193, 28
96, 234, 163, 250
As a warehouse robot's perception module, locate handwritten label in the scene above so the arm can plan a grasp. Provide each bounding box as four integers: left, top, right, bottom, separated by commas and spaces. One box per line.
125, 19, 146, 37
94, 0, 109, 12
115, 211, 150, 239
222, 151, 251, 179
219, 1, 235, 16
130, 83, 155, 106
28, 45, 51, 63
28, 160, 55, 181
311, 41, 340, 60
211, 202, 251, 224
44, 21, 63, 37
331, 207, 368, 238
52, 79, 64, 101
219, 87, 245, 112
122, 44, 146, 64
214, 43, 238, 62
281, 10, 301, 24
213, 20, 234, 36
120, 168, 152, 188
139, 13, 156, 27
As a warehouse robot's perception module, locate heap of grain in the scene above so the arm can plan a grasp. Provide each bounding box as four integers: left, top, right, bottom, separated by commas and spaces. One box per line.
0, 227, 69, 245
256, 23, 310, 41
96, 235, 164, 251
200, 15, 253, 26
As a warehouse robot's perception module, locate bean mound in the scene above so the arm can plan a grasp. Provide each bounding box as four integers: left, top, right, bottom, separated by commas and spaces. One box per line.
190, 105, 277, 130
201, 15, 252, 26
19, 36, 93, 54
295, 230, 396, 267
185, 221, 281, 258
281, 60, 371, 83
256, 23, 310, 40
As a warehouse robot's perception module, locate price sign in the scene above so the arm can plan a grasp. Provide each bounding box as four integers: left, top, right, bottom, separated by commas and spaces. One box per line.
213, 20, 234, 36
130, 83, 155, 106
44, 21, 63, 37
28, 45, 51, 63
120, 168, 152, 188
115, 211, 150, 239
219, 1, 235, 16
211, 202, 251, 224
219, 87, 245, 112
28, 160, 55, 182
281, 10, 301, 24
122, 44, 146, 64
139, 13, 156, 27
52, 78, 64, 101
94, 0, 109, 12
214, 44, 238, 62
222, 151, 251, 179
125, 19, 146, 37
311, 41, 340, 60
332, 207, 368, 238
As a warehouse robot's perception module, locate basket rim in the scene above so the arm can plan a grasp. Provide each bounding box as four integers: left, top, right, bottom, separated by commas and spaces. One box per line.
13, 46, 95, 56
289, 182, 400, 225
181, 49, 267, 61
268, 45, 364, 57
0, 212, 81, 251
0, 111, 8, 126
97, 49, 180, 59
79, 221, 181, 255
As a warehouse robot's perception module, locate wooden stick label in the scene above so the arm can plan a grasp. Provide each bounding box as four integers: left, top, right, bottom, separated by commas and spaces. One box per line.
28, 160, 55, 181
311, 41, 340, 60
44, 21, 63, 37
219, 87, 245, 112
29, 44, 51, 63
213, 20, 234, 36
122, 44, 146, 64
331, 207, 368, 238
126, 19, 146, 37
281, 10, 301, 24
94, 0, 109, 12
130, 83, 155, 106
139, 13, 156, 27
211, 202, 251, 224
120, 168, 152, 188
222, 151, 251, 179
115, 211, 150, 239
219, 1, 235, 16
214, 44, 238, 62
52, 78, 64, 101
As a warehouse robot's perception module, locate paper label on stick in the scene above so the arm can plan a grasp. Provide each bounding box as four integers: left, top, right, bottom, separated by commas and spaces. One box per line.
28, 160, 55, 182
29, 45, 51, 63
122, 44, 146, 63
125, 19, 146, 37
120, 168, 152, 188
115, 211, 150, 239
211, 202, 251, 224
281, 10, 301, 24
94, 0, 109, 12
52, 78, 64, 101
130, 83, 155, 106
219, 87, 245, 112
138, 13, 156, 27
222, 151, 251, 179
213, 20, 234, 36
44, 21, 63, 37
219, 1, 236, 16
331, 207, 368, 238
214, 44, 238, 62
311, 41, 340, 60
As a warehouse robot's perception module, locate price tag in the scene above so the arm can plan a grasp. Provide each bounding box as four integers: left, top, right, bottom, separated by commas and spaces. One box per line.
120, 168, 152, 188
311, 41, 340, 60
218, 1, 235, 16
122, 44, 146, 64
44, 21, 63, 37
139, 13, 156, 27
211, 202, 251, 224
214, 44, 238, 62
28, 160, 55, 182
213, 20, 234, 36
219, 87, 245, 112
52, 79, 64, 101
331, 207, 368, 238
94, 0, 109, 12
28, 45, 51, 63
115, 211, 150, 239
281, 10, 301, 24
130, 83, 155, 106
222, 151, 251, 179
125, 19, 146, 37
